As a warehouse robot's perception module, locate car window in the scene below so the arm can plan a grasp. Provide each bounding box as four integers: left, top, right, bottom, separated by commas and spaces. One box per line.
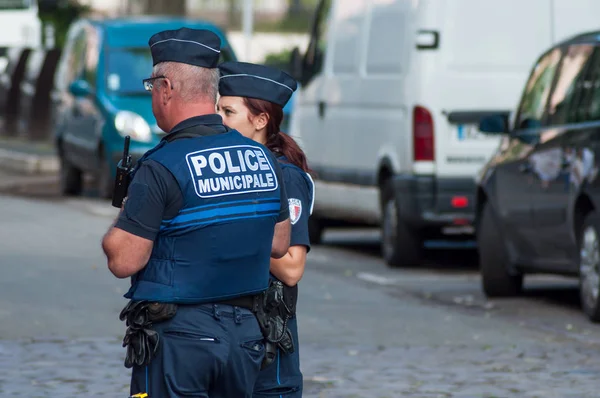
515, 47, 562, 129
105, 47, 152, 94
581, 47, 600, 122
69, 28, 87, 82
546, 44, 595, 126
83, 26, 99, 88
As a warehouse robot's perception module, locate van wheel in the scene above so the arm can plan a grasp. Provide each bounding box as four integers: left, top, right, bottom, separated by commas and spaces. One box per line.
308, 217, 324, 245
578, 211, 600, 322
478, 202, 523, 297
98, 157, 114, 200
59, 156, 82, 196
380, 180, 422, 267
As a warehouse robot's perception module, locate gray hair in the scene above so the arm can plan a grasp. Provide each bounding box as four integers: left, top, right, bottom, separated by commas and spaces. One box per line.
153, 62, 219, 103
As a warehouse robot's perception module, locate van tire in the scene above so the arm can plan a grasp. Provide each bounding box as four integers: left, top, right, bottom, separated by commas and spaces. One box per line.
59, 156, 82, 196
478, 202, 523, 297
308, 217, 324, 245
380, 181, 422, 267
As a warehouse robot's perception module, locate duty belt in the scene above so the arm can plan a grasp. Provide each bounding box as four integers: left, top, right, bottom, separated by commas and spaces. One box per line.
215, 294, 261, 311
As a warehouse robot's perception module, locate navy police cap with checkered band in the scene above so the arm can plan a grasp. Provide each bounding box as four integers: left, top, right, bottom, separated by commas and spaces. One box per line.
218, 61, 298, 108
149, 27, 221, 68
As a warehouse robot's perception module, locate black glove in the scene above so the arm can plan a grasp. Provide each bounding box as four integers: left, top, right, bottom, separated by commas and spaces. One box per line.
120, 301, 162, 369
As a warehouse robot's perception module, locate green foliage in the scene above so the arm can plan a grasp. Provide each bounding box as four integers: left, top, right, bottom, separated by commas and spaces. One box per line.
255, 10, 313, 33
263, 48, 294, 72
38, 1, 90, 49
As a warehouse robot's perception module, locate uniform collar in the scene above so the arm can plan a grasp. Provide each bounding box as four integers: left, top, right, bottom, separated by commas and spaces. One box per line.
165, 114, 227, 142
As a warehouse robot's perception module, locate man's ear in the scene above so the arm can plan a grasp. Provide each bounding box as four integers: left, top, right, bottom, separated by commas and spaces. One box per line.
161, 77, 173, 105
254, 112, 269, 131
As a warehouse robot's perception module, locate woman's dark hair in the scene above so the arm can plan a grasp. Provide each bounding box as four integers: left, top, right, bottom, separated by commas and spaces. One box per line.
243, 97, 312, 174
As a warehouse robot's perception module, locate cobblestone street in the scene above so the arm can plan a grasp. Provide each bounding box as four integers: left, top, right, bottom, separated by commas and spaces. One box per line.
2, 336, 600, 397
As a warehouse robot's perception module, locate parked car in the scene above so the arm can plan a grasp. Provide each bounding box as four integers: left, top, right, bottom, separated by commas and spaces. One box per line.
53, 17, 237, 198
476, 30, 600, 322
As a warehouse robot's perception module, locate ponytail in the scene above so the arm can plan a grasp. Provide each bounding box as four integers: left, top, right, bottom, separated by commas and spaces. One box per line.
243, 97, 313, 174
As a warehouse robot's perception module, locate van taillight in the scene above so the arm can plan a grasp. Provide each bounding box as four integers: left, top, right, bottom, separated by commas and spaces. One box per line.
413, 106, 435, 162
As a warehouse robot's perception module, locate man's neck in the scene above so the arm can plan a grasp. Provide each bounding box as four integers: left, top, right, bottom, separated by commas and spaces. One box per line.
168, 103, 217, 132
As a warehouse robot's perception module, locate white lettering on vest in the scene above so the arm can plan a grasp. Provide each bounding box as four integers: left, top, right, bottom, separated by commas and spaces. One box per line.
186, 145, 279, 198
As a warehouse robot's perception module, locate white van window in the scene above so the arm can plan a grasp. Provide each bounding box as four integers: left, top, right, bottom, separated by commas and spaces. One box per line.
331, 1, 363, 74
547, 44, 595, 126
365, 1, 407, 75
515, 48, 562, 130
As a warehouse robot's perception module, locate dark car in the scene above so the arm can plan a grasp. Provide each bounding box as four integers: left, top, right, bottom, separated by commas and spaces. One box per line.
53, 17, 237, 198
475, 31, 600, 322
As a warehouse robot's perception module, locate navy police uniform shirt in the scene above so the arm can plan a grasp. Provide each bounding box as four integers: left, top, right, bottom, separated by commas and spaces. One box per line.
116, 114, 289, 241
278, 156, 314, 252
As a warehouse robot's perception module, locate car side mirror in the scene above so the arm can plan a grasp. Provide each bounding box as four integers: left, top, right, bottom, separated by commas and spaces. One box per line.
479, 114, 508, 135
69, 79, 91, 97
289, 47, 302, 82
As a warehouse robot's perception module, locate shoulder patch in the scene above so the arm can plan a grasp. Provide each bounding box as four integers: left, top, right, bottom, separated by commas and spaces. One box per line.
288, 198, 302, 225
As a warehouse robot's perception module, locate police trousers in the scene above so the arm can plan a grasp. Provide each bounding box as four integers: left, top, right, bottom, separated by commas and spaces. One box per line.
253, 316, 303, 398
130, 303, 265, 398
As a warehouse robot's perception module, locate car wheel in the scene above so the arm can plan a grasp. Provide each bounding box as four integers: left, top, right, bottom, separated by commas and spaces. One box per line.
59, 155, 82, 196
98, 157, 114, 200
380, 180, 422, 267
308, 216, 324, 245
578, 211, 600, 322
478, 202, 523, 297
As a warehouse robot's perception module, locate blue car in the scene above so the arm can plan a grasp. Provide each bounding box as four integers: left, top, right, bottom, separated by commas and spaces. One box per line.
53, 17, 237, 198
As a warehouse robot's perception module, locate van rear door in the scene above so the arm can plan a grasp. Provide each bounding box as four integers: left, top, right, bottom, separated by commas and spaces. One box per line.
425, 0, 553, 178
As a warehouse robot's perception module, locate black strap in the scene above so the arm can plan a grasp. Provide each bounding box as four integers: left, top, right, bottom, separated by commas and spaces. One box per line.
215, 294, 259, 311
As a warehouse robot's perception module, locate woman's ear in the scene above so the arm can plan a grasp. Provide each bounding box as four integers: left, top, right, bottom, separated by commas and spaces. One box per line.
254, 112, 269, 131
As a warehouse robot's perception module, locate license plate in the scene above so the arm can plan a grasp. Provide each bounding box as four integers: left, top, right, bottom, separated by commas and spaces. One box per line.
455, 124, 486, 141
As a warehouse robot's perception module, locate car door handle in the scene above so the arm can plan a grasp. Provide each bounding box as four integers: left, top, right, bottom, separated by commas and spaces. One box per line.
318, 101, 326, 118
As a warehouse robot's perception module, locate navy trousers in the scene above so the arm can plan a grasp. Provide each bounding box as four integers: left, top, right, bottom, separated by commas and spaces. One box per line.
253, 316, 303, 397
130, 303, 265, 398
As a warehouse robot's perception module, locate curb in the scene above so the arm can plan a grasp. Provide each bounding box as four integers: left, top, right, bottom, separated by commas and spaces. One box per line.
0, 148, 59, 175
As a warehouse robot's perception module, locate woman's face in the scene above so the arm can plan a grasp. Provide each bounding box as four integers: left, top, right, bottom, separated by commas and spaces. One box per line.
217, 96, 256, 139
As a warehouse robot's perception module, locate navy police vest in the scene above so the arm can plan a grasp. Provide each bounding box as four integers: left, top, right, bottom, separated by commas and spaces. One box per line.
125, 129, 282, 304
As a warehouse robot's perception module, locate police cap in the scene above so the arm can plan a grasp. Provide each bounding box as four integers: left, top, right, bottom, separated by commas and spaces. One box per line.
149, 27, 221, 68
218, 61, 298, 108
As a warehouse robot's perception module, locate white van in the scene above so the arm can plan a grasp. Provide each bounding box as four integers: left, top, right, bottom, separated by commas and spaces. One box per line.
287, 0, 600, 267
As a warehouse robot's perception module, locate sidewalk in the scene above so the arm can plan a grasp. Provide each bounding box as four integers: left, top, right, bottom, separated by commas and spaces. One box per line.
0, 136, 58, 175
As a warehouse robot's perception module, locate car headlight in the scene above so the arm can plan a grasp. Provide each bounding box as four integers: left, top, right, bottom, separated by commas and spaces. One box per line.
114, 111, 152, 143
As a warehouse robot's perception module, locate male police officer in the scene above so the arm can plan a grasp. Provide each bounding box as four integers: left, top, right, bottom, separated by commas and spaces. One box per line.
101, 27, 291, 398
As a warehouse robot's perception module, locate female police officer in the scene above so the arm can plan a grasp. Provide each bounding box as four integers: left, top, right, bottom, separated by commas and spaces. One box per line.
217, 61, 314, 398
